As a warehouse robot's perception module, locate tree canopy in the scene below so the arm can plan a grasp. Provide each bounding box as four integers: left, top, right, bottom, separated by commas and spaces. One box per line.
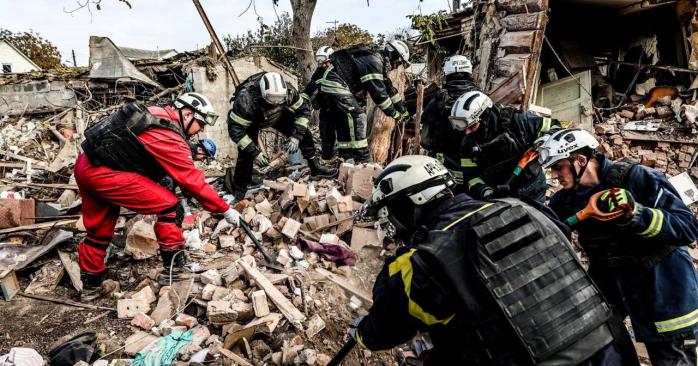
0, 29, 62, 69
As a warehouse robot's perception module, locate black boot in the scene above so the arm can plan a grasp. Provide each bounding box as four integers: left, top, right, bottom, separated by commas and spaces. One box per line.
80, 271, 118, 302
308, 157, 338, 178
159, 249, 189, 286
354, 148, 370, 163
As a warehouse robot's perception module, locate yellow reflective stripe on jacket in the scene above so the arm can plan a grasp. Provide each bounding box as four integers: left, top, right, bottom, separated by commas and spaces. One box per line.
468, 177, 485, 189
355, 331, 368, 349
360, 73, 383, 82
655, 308, 698, 333
237, 135, 253, 150
290, 96, 304, 111
377, 98, 392, 110
389, 249, 455, 326
441, 203, 495, 231
300, 92, 310, 100
319, 79, 352, 95
390, 94, 402, 103
461, 158, 477, 168
639, 208, 664, 238
229, 111, 252, 127
336, 139, 369, 149
294, 117, 309, 129
538, 117, 552, 136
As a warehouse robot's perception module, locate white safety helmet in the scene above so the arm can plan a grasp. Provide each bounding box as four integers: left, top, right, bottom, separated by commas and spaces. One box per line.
315, 46, 334, 63
364, 155, 455, 220
385, 40, 410, 66
174, 92, 219, 126
444, 55, 473, 76
537, 129, 599, 169
449, 91, 493, 131
259, 72, 288, 105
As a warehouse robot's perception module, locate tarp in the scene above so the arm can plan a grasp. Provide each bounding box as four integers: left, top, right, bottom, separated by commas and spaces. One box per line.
88, 36, 162, 88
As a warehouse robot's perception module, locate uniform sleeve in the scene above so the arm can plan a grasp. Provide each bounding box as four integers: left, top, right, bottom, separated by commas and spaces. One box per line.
227, 92, 260, 157
139, 129, 229, 214
356, 54, 399, 118
287, 87, 311, 140
515, 111, 561, 143
459, 137, 492, 199
624, 166, 698, 244
301, 67, 324, 101
356, 249, 455, 351
383, 73, 407, 115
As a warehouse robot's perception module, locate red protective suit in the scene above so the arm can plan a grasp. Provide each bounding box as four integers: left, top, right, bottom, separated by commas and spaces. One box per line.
75, 106, 229, 273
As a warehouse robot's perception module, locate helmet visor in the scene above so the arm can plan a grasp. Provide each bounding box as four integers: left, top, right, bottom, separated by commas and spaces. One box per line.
264, 94, 287, 105
448, 116, 471, 131
196, 111, 219, 126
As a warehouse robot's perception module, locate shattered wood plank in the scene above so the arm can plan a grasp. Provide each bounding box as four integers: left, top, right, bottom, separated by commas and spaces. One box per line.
315, 267, 373, 306
1, 271, 20, 301
20, 292, 116, 311
495, 0, 547, 13
24, 259, 64, 295
238, 258, 306, 330
499, 30, 538, 54
223, 313, 282, 349
0, 219, 77, 235
58, 250, 82, 292
0, 150, 50, 170
500, 12, 546, 31
219, 348, 254, 366
0, 180, 79, 190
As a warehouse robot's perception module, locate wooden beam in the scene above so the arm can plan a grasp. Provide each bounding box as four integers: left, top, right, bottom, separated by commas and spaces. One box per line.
19, 292, 116, 311
238, 258, 306, 330
0, 219, 77, 235
500, 12, 546, 31
499, 30, 538, 54
315, 267, 373, 306
495, 0, 547, 13
219, 348, 254, 366
1, 180, 79, 190
0, 150, 49, 170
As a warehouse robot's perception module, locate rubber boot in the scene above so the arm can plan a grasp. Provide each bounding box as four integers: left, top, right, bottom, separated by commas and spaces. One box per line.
308, 157, 338, 178
159, 248, 189, 286
80, 271, 119, 302
354, 147, 370, 163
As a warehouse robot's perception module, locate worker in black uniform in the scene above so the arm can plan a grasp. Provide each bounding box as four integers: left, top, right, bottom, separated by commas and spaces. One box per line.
346, 155, 638, 365
421, 54, 480, 189
314, 40, 411, 162
539, 129, 698, 366
302, 46, 337, 163
449, 91, 559, 203
224, 71, 336, 196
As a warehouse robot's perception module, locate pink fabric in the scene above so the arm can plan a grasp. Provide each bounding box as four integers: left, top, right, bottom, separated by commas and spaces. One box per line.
299, 238, 357, 266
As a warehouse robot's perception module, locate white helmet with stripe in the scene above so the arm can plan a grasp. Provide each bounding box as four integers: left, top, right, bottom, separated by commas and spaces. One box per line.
259, 72, 288, 105
449, 91, 493, 131
385, 40, 410, 66
174, 92, 219, 126
537, 129, 600, 169
315, 46, 334, 63
444, 55, 473, 76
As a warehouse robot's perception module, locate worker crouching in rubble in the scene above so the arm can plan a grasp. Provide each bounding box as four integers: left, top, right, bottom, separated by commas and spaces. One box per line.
540, 129, 698, 366
449, 91, 559, 203
224, 71, 336, 198
347, 155, 639, 365
76, 93, 242, 301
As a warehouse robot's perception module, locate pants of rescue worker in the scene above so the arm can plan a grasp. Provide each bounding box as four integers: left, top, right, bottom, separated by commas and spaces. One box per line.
233, 123, 315, 188
325, 94, 369, 162
319, 108, 336, 161
645, 335, 697, 366
74, 154, 184, 274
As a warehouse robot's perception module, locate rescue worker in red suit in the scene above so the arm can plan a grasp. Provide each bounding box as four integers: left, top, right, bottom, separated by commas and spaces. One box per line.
76, 93, 242, 300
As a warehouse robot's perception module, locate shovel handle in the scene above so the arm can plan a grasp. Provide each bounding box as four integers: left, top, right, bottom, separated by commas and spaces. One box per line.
569, 190, 624, 225
327, 338, 357, 366
238, 219, 274, 264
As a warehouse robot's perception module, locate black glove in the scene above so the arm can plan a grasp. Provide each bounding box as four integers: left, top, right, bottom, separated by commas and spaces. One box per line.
493, 184, 511, 197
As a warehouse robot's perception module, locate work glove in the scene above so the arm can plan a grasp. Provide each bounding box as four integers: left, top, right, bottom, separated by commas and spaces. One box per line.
391, 110, 407, 124
480, 186, 495, 200
493, 184, 511, 198
287, 137, 300, 154
223, 207, 242, 227
254, 153, 269, 167
348, 316, 365, 344
599, 188, 637, 224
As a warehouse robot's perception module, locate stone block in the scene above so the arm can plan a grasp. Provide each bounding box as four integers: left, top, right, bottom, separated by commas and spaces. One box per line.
117, 299, 151, 319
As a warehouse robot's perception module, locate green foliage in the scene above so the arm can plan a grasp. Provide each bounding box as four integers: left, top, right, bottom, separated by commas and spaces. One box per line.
223, 12, 299, 72
311, 23, 374, 49
0, 29, 62, 69
95, 0, 132, 10
407, 10, 448, 45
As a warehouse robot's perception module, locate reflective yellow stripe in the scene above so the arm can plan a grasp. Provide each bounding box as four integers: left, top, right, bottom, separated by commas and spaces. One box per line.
448, 169, 463, 184
237, 135, 253, 150
390, 94, 402, 103
355, 331, 367, 349
336, 139, 368, 149
538, 117, 552, 136
655, 308, 698, 333
319, 79, 352, 95
290, 97, 304, 111
347, 113, 356, 142
461, 158, 477, 168
468, 177, 485, 189
229, 111, 252, 127
388, 249, 455, 326
639, 208, 664, 238
377, 98, 392, 110
294, 117, 309, 129
360, 73, 383, 82
300, 92, 310, 100
435, 153, 445, 164
441, 203, 495, 231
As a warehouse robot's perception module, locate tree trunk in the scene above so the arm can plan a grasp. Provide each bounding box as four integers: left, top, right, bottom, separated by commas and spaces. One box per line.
290, 0, 317, 84
368, 65, 407, 163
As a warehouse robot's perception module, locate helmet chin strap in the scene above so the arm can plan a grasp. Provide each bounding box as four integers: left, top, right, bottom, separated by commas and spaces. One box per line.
572, 157, 588, 187
178, 109, 195, 139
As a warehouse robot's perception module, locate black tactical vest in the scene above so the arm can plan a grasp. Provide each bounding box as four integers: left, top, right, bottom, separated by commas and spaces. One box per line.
569, 156, 676, 268
329, 44, 376, 96
82, 103, 186, 181
417, 199, 612, 365
233, 72, 294, 129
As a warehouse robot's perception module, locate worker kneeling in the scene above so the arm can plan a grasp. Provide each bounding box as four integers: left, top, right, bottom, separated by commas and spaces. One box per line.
76, 93, 242, 301
349, 155, 638, 365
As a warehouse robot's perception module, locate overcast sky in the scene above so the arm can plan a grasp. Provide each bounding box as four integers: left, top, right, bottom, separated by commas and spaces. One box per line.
1, 0, 449, 66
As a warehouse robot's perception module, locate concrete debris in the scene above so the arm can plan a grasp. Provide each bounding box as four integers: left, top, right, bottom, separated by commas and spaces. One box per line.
125, 220, 159, 260
117, 299, 151, 319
